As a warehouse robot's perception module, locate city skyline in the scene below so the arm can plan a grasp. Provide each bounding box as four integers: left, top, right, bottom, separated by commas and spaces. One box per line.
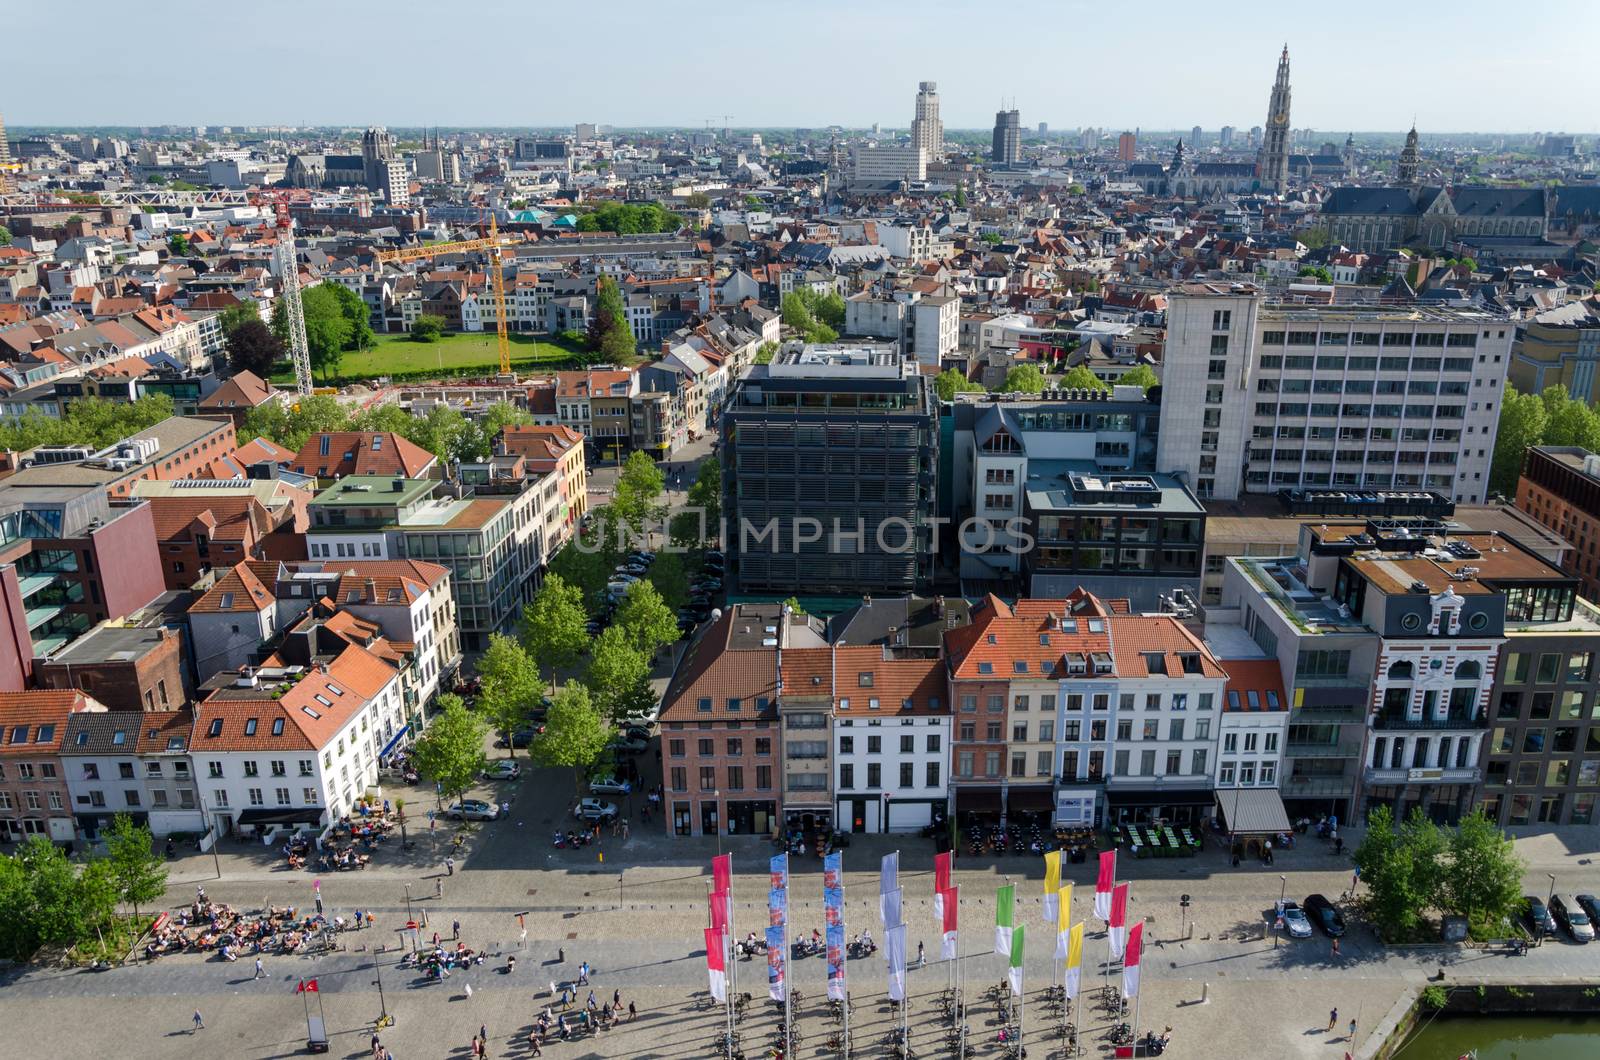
6, 0, 1598, 133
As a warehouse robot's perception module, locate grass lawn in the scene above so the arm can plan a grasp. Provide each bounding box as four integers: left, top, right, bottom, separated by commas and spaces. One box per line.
270, 332, 584, 384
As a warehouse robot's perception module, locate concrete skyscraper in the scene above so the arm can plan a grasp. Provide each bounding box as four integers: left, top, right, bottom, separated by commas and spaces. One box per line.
1256, 45, 1292, 193
991, 108, 1021, 166
910, 81, 943, 159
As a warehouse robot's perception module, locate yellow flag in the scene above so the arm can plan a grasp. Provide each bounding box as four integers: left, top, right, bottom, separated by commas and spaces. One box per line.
1043, 849, 1061, 893
1065, 921, 1084, 971
1057, 882, 1073, 935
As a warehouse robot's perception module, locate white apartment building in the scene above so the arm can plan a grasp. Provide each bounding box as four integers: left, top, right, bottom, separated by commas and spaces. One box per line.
1212, 659, 1291, 795
1159, 282, 1508, 503
826, 648, 950, 834
191, 644, 406, 835
852, 145, 926, 184
61, 710, 205, 839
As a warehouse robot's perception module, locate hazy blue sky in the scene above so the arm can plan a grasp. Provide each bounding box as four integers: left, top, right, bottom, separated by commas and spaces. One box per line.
8, 0, 1595, 132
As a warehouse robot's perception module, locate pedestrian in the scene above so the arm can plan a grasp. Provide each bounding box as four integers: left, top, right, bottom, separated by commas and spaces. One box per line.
1334, 834, 1344, 856
446, 856, 455, 876
578, 960, 590, 985
500, 801, 510, 818
371, 1032, 381, 1057
519, 926, 528, 947
254, 956, 265, 979
1327, 1008, 1338, 1032
479, 1023, 487, 1045
464, 981, 473, 1000
433, 931, 440, 947
1332, 937, 1341, 958
622, 820, 630, 840
1348, 1018, 1358, 1042
430, 814, 437, 833
192, 1009, 205, 1032
587, 990, 597, 1011
453, 919, 461, 941
917, 940, 925, 967
470, 1035, 481, 1058
435, 878, 443, 899
628, 1000, 637, 1022
560, 986, 571, 1009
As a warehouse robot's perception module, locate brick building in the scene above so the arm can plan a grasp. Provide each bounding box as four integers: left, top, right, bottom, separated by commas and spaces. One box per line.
0, 689, 107, 844
1515, 446, 1600, 604
34, 623, 188, 714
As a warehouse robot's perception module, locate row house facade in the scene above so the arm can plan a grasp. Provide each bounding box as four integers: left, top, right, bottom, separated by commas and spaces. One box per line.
60, 709, 203, 840
0, 690, 106, 844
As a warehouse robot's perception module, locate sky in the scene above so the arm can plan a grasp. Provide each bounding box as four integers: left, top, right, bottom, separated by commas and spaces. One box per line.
7, 0, 1596, 133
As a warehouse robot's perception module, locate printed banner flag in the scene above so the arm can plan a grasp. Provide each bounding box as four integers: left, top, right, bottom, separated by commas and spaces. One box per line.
940, 885, 959, 961
1063, 922, 1085, 1000
713, 853, 732, 895
1121, 921, 1144, 1000
1055, 883, 1074, 957
880, 887, 903, 931
826, 922, 847, 1001
1008, 924, 1026, 998
885, 923, 908, 1001
768, 887, 788, 928
295, 978, 319, 993
994, 883, 1015, 956
823, 851, 843, 890
705, 927, 727, 1003
879, 850, 899, 924
1109, 882, 1130, 959
710, 890, 730, 937
1094, 849, 1116, 922
769, 853, 788, 891
1042, 850, 1062, 925
933, 850, 952, 921
765, 925, 787, 1002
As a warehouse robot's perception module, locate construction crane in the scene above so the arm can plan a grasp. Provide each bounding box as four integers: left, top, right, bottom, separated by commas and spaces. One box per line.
374, 216, 515, 376
260, 192, 314, 396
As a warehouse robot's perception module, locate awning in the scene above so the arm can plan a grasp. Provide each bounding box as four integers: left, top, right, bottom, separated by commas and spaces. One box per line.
1215, 787, 1291, 835
1006, 785, 1056, 811
956, 787, 1004, 813
1106, 786, 1216, 808
379, 724, 411, 760
237, 808, 325, 827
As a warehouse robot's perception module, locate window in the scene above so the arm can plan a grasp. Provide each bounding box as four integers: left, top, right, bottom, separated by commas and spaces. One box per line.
867, 735, 882, 754
926, 761, 941, 787
867, 763, 882, 787
698, 766, 716, 791
900, 734, 914, 754
1039, 720, 1054, 742
1191, 748, 1208, 775
839, 736, 854, 754
726, 738, 743, 756
670, 767, 686, 792
756, 766, 772, 790
82, 763, 100, 780
985, 752, 1001, 776
900, 762, 914, 787
958, 752, 974, 777
1169, 719, 1185, 740
1223, 733, 1238, 753
248, 787, 264, 806
207, 761, 223, 778
839, 763, 854, 789
726, 766, 744, 791
669, 739, 685, 757
1140, 750, 1156, 775
1219, 762, 1236, 785
1013, 723, 1028, 741
1142, 720, 1158, 740
926, 733, 941, 754
697, 738, 714, 756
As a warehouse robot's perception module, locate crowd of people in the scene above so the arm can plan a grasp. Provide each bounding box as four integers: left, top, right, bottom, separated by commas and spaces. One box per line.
143, 889, 340, 961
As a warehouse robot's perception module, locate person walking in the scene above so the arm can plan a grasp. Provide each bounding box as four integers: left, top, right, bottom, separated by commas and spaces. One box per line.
612, 989, 621, 1009
192, 1009, 205, 1032
435, 877, 443, 899
1327, 1008, 1338, 1032
253, 956, 265, 980
1331, 937, 1342, 958
453, 919, 461, 941
446, 856, 455, 876
917, 940, 925, 967
1348, 1018, 1358, 1043
627, 1000, 637, 1022
479, 1024, 488, 1048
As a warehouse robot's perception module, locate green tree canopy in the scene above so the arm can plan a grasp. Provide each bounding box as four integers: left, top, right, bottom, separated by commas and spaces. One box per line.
646, 550, 690, 612
684, 457, 721, 533
1058, 365, 1109, 392
531, 682, 612, 793
167, 233, 191, 256
754, 341, 778, 365
217, 300, 261, 337
476, 633, 542, 757
225, 318, 283, 379
410, 313, 446, 342
102, 814, 167, 921
1445, 810, 1526, 931
0, 393, 175, 454
521, 572, 590, 687
780, 291, 841, 343
239, 393, 349, 451
298, 285, 353, 381
612, 450, 665, 541
934, 367, 986, 402
1298, 265, 1333, 283
586, 276, 637, 365
573, 202, 683, 235
1489, 385, 1550, 495
1119, 364, 1160, 391
409, 694, 488, 807
1001, 363, 1049, 394
613, 579, 679, 657
0, 225, 12, 246
585, 626, 653, 724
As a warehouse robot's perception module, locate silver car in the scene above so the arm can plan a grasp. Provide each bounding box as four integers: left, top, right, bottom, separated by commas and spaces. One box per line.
447, 799, 499, 821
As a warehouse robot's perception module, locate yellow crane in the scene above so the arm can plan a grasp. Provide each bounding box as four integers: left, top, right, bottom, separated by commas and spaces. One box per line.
374, 216, 515, 376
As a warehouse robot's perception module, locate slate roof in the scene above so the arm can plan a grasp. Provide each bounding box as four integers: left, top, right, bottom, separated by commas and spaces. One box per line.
1321, 187, 1422, 217
1446, 186, 1547, 218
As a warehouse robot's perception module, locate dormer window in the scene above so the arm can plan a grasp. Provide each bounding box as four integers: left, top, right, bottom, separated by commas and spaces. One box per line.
244, 718, 258, 736
208, 719, 223, 737
977, 662, 994, 675
272, 718, 285, 736
858, 673, 873, 687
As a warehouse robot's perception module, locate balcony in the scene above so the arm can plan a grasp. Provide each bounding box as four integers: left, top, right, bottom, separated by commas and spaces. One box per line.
1371, 712, 1486, 732
1364, 766, 1482, 785
1283, 775, 1356, 796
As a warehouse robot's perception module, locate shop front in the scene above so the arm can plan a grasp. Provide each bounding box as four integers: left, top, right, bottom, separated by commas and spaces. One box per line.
1104, 782, 1216, 826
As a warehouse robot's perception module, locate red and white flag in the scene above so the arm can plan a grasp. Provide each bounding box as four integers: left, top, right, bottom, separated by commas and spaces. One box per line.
705, 927, 727, 1003
1094, 849, 1116, 921
1108, 882, 1130, 959
295, 977, 318, 993
940, 885, 959, 960
1121, 921, 1144, 999
933, 850, 952, 920
712, 853, 732, 894
710, 889, 730, 943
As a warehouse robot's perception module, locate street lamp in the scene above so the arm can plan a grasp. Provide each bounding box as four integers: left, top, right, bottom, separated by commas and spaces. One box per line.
1274, 874, 1287, 949
711, 789, 722, 859
1545, 873, 1557, 945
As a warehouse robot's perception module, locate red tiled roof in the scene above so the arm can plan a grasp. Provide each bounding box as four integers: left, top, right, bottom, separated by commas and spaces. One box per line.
291, 432, 437, 479
1221, 659, 1287, 712
194, 643, 399, 752
0, 690, 106, 753
1108, 616, 1228, 679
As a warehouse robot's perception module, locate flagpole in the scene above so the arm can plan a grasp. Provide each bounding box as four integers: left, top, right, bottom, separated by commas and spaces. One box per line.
1074, 972, 1083, 1058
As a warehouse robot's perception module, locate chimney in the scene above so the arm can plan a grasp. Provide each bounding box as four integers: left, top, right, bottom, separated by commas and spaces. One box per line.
392, 478, 404, 492
365, 577, 377, 602
235, 666, 259, 688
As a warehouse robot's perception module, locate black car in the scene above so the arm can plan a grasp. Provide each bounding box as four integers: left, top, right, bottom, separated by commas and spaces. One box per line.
497, 727, 539, 749
1302, 893, 1346, 938
1576, 894, 1600, 927
1523, 895, 1557, 937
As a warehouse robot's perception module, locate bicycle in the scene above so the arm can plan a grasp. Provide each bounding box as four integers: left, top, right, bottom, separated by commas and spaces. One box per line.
373, 1013, 394, 1030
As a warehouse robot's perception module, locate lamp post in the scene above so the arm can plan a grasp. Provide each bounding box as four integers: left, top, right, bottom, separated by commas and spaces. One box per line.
1545, 873, 1557, 945
711, 789, 722, 859
209, 809, 223, 880
403, 883, 413, 923
1274, 874, 1287, 949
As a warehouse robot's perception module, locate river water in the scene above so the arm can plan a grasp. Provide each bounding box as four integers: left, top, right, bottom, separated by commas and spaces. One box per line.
1392, 1014, 1600, 1058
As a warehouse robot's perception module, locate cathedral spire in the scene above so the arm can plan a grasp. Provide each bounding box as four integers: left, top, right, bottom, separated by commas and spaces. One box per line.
1398, 124, 1420, 186
1257, 45, 1292, 194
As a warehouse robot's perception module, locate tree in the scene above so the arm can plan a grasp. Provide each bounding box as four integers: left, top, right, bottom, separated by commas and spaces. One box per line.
613, 579, 679, 657
1489, 386, 1549, 496
612, 450, 665, 542
1119, 365, 1160, 391
646, 550, 690, 611
1446, 810, 1525, 931
685, 191, 711, 209
476, 633, 542, 757
586, 276, 636, 366
167, 233, 191, 256
586, 626, 653, 724
1353, 805, 1421, 939
953, 186, 967, 208
1298, 265, 1334, 283
684, 457, 722, 535
225, 319, 283, 379
0, 225, 11, 246
531, 682, 612, 794
482, 400, 533, 439
298, 285, 353, 382
934, 367, 986, 402
780, 291, 839, 343
218, 300, 261, 338
239, 393, 350, 451
812, 290, 846, 330
521, 573, 590, 688
781, 596, 806, 615
1298, 227, 1330, 249
410, 313, 446, 342
408, 694, 488, 808
1059, 365, 1110, 392
1001, 364, 1048, 394
102, 814, 167, 923
325, 281, 375, 352
754, 340, 777, 365
1399, 809, 1449, 919
573, 202, 682, 235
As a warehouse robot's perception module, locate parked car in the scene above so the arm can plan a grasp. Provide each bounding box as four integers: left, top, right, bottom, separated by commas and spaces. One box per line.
608, 733, 649, 755
618, 563, 649, 577
1523, 895, 1557, 937
447, 799, 499, 821
1302, 894, 1346, 938
585, 619, 605, 637
629, 550, 656, 564
1576, 894, 1600, 928
589, 775, 632, 795
1550, 894, 1593, 942
1279, 901, 1313, 939
484, 760, 522, 781
496, 727, 540, 748
574, 798, 618, 822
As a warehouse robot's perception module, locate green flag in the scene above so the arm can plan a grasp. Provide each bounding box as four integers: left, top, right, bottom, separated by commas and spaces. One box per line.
994, 883, 1015, 956
1008, 924, 1025, 997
